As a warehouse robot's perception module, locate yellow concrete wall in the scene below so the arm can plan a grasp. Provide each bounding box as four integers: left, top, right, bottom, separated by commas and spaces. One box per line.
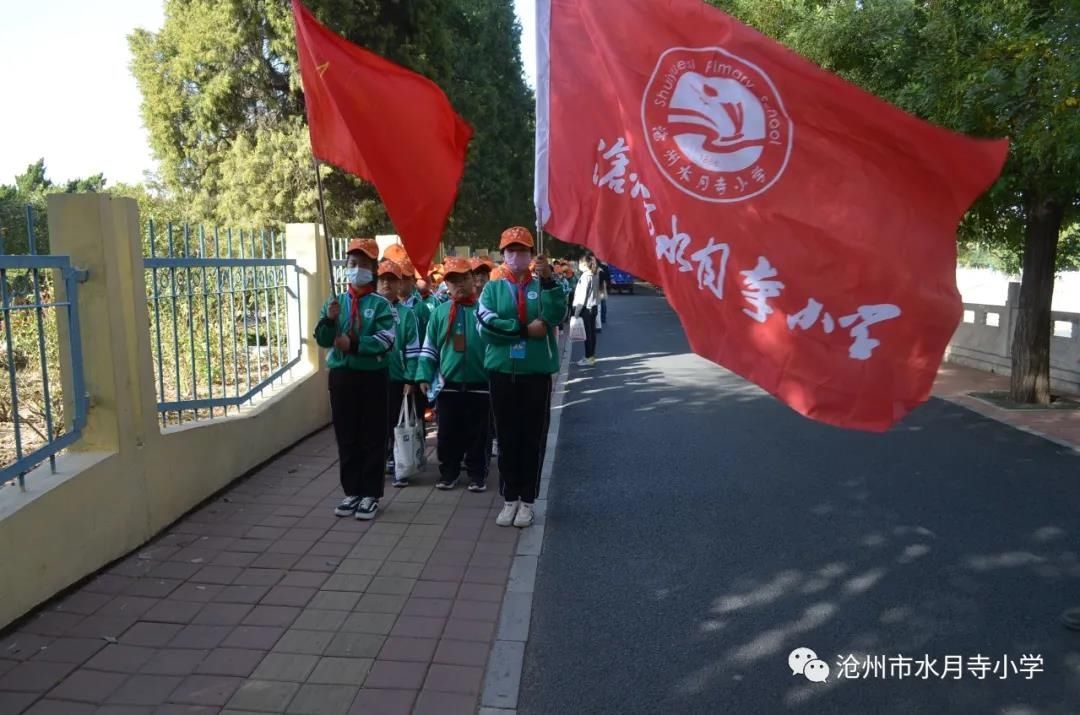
0, 199, 333, 629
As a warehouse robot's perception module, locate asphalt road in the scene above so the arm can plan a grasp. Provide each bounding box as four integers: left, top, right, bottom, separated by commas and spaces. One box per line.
519, 288, 1080, 715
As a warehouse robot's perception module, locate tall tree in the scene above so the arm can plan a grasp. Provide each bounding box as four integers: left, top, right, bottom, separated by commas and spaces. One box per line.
909, 0, 1079, 404
130, 0, 534, 250
1, 160, 54, 254
711, 0, 1080, 404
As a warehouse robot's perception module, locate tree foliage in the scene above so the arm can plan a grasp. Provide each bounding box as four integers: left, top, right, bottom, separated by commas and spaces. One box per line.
709, 0, 1080, 402
0, 159, 195, 256
129, 0, 534, 249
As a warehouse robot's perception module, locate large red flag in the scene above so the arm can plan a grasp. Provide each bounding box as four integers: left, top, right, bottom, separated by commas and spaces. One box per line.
291, 0, 473, 275
535, 0, 1008, 432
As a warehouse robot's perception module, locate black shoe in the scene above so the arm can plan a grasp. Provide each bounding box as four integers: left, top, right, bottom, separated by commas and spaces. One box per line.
334, 496, 362, 517
435, 479, 456, 490
355, 497, 379, 520
467, 481, 487, 493
385, 460, 395, 475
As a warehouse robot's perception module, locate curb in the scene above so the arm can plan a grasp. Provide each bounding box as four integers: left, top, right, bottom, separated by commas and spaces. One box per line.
939, 394, 1080, 455
480, 335, 573, 714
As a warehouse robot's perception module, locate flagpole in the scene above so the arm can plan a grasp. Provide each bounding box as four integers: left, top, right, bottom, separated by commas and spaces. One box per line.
312, 158, 338, 294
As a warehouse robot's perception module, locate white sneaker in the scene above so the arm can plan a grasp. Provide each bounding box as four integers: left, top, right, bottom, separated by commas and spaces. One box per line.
354, 497, 379, 521
496, 501, 519, 527
513, 503, 535, 528
334, 496, 361, 517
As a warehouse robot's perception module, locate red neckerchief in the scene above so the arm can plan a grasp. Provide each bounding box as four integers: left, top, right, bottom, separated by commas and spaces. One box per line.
505, 270, 533, 325
347, 284, 374, 333
446, 295, 477, 344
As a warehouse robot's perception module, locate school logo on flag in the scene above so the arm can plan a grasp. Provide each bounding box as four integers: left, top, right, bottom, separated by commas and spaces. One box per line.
642, 47, 793, 203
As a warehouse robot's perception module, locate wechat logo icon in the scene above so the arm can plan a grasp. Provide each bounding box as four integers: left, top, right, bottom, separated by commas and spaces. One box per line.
789, 647, 830, 683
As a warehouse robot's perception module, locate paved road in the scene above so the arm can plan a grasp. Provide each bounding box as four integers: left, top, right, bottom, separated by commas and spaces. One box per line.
520, 288, 1080, 714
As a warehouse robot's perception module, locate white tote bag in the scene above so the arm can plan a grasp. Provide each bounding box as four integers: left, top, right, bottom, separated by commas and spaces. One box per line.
394, 398, 423, 478
569, 316, 587, 342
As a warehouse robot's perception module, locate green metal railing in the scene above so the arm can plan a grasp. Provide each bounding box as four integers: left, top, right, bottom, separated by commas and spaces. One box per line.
144, 223, 301, 425
1, 206, 89, 487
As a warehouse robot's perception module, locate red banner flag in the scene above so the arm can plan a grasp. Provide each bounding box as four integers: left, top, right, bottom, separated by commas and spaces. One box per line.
291, 0, 473, 275
535, 0, 1008, 432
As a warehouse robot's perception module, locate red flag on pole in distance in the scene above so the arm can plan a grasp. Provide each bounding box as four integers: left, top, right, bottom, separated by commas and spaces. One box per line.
291, 0, 473, 275
534, 0, 1009, 432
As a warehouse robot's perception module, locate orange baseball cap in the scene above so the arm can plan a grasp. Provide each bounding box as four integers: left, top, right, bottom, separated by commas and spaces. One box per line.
347, 238, 379, 260
470, 256, 495, 273
377, 259, 402, 278
383, 244, 409, 263
442, 256, 472, 278
397, 257, 415, 277
499, 226, 535, 250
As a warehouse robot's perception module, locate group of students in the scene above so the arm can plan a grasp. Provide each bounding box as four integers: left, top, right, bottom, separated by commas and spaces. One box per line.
317, 226, 598, 528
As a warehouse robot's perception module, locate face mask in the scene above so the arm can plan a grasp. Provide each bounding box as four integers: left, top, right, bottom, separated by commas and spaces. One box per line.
503, 251, 531, 272
347, 267, 373, 286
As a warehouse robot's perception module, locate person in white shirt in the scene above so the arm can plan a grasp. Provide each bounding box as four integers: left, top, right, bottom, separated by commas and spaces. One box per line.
573, 255, 600, 367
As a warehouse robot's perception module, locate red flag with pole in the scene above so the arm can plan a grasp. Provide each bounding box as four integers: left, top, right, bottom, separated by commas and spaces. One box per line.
534, 0, 1008, 432
291, 0, 473, 275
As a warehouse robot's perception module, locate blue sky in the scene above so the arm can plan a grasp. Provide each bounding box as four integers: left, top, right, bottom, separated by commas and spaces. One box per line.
0, 0, 537, 186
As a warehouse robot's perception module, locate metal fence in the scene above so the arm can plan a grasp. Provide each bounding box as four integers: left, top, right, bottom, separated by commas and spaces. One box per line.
331, 236, 351, 295
0, 207, 88, 487
144, 223, 302, 425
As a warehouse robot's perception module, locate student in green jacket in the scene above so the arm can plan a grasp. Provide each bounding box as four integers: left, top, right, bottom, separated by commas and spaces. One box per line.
470, 255, 495, 294
417, 257, 490, 493
376, 259, 421, 485
397, 256, 433, 435
399, 260, 431, 340
477, 227, 567, 528
316, 238, 396, 521
470, 255, 498, 459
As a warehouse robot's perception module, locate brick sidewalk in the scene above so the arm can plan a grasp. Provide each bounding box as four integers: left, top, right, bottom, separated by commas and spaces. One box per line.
0, 427, 517, 715
933, 362, 1080, 451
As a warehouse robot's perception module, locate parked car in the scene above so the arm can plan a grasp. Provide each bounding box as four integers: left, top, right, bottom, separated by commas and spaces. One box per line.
608, 265, 636, 294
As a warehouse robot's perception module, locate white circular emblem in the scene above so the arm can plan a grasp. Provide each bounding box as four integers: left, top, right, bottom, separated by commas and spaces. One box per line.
364, 308, 375, 318
642, 47, 793, 203
527, 291, 538, 300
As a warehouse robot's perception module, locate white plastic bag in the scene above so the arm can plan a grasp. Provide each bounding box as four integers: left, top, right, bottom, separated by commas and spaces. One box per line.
569, 316, 587, 342
394, 398, 423, 478
595, 311, 602, 331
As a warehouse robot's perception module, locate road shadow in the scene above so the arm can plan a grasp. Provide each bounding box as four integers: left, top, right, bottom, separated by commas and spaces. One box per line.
522, 290, 1080, 715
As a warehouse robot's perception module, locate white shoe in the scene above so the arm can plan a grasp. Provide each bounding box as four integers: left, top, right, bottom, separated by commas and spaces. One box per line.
496, 501, 519, 527
354, 497, 379, 520
513, 503, 535, 528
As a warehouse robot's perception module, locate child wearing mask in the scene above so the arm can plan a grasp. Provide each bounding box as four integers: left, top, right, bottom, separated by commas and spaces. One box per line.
316, 239, 396, 520
418, 257, 491, 492
376, 259, 422, 485
477, 227, 567, 528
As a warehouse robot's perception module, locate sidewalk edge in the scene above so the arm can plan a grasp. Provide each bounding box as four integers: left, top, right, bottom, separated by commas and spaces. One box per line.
939, 394, 1080, 455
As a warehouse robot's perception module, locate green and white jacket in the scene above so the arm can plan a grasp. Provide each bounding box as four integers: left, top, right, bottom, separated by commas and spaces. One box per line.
386, 300, 421, 383
417, 300, 487, 388
477, 274, 567, 375
315, 291, 396, 371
